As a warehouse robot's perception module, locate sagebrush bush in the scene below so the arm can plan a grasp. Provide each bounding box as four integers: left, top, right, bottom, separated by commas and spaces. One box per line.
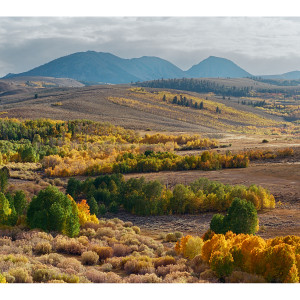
100, 263, 113, 272
164, 271, 197, 283
94, 228, 115, 239
9, 267, 33, 283
125, 273, 162, 283
85, 269, 122, 283
165, 233, 177, 242
53, 236, 86, 255
156, 264, 189, 277
123, 258, 155, 275
153, 256, 176, 268
38, 253, 64, 267
105, 257, 122, 269
0, 237, 12, 247
190, 255, 209, 274
112, 243, 131, 257
225, 271, 266, 283
90, 246, 113, 260
57, 257, 83, 273
33, 242, 52, 255
32, 267, 55, 283
81, 251, 99, 265
132, 226, 141, 234
199, 269, 219, 283
77, 236, 89, 246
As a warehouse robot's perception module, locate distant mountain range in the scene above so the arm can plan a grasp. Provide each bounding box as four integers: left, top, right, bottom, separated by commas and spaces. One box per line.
3, 51, 300, 84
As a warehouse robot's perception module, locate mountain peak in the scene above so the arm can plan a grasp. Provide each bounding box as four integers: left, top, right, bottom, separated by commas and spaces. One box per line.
186, 56, 251, 78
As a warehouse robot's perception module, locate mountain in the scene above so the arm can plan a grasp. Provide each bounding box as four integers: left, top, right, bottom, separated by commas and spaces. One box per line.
4, 51, 186, 84
186, 56, 252, 78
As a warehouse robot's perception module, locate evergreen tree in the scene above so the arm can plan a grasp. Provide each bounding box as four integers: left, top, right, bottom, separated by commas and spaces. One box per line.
27, 185, 80, 236
0, 167, 9, 193
87, 196, 98, 215
13, 190, 27, 216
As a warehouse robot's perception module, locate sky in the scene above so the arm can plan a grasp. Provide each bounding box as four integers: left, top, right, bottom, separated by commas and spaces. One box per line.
1, 16, 300, 77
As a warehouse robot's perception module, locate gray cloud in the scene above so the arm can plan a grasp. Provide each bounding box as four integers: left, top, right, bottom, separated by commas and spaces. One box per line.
1, 17, 300, 77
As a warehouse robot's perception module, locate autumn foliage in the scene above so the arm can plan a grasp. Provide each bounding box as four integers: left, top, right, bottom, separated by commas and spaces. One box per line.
176, 232, 300, 283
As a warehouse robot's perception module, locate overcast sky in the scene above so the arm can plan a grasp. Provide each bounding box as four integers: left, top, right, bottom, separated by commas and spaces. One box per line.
1, 17, 300, 77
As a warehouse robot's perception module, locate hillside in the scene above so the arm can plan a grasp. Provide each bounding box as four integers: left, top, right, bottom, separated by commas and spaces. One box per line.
0, 83, 293, 135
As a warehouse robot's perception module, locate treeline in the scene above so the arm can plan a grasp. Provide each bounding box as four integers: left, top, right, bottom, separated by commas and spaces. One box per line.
137, 78, 251, 97
84, 151, 249, 177
67, 175, 275, 216
239, 99, 266, 107
0, 118, 138, 143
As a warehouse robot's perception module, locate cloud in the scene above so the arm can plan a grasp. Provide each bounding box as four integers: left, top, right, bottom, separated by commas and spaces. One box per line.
0, 17, 300, 77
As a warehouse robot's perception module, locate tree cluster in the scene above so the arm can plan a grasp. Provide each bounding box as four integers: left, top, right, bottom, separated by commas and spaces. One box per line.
66, 175, 275, 216
137, 78, 251, 97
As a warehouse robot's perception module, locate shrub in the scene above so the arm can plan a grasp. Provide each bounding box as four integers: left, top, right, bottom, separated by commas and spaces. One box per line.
190, 255, 209, 274
125, 273, 162, 283
85, 269, 122, 283
9, 267, 33, 283
164, 271, 197, 283
100, 263, 113, 272
0, 273, 6, 283
112, 243, 131, 257
90, 246, 113, 260
174, 232, 183, 239
57, 257, 83, 273
225, 271, 266, 283
124, 259, 155, 275
53, 236, 86, 255
81, 251, 99, 265
165, 233, 177, 242
77, 235, 89, 246
153, 256, 176, 268
32, 268, 55, 283
105, 257, 122, 269
156, 264, 189, 277
33, 242, 52, 255
132, 226, 141, 234
38, 253, 64, 266
199, 269, 219, 283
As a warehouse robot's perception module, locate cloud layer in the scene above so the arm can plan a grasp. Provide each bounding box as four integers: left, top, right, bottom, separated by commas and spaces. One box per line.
1, 17, 300, 77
